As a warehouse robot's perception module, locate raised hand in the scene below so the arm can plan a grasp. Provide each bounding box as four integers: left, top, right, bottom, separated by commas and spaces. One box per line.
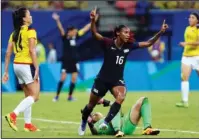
2, 72, 9, 84
52, 12, 60, 21
160, 20, 169, 33
90, 6, 97, 21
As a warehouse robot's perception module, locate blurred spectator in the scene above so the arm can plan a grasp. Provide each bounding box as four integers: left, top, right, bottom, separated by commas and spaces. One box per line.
3, 1, 88, 10
148, 37, 165, 63
166, 1, 178, 9
153, 1, 166, 9
47, 43, 57, 63
2, 1, 9, 10
36, 40, 46, 65
64, 1, 79, 9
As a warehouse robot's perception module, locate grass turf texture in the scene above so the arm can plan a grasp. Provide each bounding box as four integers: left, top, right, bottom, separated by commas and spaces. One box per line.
2, 92, 199, 138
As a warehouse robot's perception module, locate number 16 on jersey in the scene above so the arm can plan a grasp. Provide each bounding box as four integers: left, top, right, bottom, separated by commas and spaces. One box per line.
116, 56, 124, 65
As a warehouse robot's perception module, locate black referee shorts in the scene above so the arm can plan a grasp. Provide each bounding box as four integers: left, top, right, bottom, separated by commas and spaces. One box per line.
61, 59, 79, 73
91, 78, 126, 97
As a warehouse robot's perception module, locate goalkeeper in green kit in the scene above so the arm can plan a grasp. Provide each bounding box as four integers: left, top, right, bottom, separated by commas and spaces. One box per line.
85, 97, 160, 137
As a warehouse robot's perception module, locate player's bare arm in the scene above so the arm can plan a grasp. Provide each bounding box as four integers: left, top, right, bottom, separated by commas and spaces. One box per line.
90, 6, 103, 41
29, 38, 39, 80
2, 42, 13, 83
79, 14, 99, 36
52, 13, 65, 36
139, 20, 169, 48
179, 36, 199, 47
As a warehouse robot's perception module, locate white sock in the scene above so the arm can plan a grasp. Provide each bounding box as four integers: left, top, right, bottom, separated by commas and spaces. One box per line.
181, 81, 189, 102
24, 106, 32, 124
13, 96, 34, 116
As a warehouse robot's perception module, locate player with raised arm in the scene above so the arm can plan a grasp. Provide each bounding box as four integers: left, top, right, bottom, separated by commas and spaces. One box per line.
78, 7, 168, 135
87, 97, 160, 137
176, 12, 199, 108
52, 12, 98, 102
3, 7, 40, 132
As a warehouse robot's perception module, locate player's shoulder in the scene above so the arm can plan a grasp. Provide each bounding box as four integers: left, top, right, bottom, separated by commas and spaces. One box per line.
101, 37, 114, 46
102, 37, 113, 42
27, 26, 36, 32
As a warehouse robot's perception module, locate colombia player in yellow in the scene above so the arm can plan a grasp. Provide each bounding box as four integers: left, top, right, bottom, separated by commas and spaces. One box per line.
176, 12, 199, 108
2, 8, 40, 132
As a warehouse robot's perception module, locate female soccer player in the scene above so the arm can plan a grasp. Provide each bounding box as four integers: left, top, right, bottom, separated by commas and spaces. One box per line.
52, 12, 98, 102
78, 7, 168, 135
2, 8, 40, 132
88, 97, 160, 137
176, 12, 199, 108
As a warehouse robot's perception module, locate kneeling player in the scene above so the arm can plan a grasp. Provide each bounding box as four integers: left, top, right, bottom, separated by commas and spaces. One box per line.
87, 97, 160, 137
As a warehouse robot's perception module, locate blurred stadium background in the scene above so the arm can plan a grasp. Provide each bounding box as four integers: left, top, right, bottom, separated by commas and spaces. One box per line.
2, 0, 199, 92
1, 0, 199, 138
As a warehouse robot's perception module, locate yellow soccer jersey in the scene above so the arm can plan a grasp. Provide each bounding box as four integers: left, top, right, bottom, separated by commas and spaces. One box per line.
8, 25, 37, 64
183, 26, 199, 56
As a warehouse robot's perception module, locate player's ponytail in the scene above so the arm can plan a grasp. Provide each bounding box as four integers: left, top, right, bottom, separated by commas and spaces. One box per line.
12, 7, 27, 43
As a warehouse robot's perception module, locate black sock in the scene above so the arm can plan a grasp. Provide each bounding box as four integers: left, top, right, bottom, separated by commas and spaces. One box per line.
104, 102, 121, 123
56, 81, 64, 96
103, 99, 111, 107
81, 105, 93, 122
69, 82, 75, 97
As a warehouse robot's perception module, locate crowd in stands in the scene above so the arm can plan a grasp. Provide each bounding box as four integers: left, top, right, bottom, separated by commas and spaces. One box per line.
109, 1, 199, 16
2, 1, 88, 10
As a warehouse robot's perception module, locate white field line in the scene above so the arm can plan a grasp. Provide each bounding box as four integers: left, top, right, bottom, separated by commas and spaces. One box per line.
16, 117, 199, 134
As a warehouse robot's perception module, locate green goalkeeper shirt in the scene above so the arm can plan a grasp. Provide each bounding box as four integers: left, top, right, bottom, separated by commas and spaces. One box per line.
94, 112, 121, 135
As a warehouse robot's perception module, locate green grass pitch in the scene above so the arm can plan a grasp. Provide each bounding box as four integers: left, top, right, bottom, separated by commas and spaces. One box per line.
2, 91, 199, 138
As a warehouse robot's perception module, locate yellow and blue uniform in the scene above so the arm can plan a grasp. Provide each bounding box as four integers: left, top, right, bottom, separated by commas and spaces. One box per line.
9, 25, 38, 85
9, 25, 37, 64
183, 26, 199, 56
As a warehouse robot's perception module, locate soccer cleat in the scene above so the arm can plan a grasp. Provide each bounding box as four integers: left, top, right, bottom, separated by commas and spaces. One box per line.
52, 96, 59, 102
99, 122, 108, 130
67, 97, 77, 102
115, 131, 125, 137
176, 101, 189, 108
142, 128, 160, 135
24, 123, 41, 132
78, 120, 87, 136
5, 112, 18, 131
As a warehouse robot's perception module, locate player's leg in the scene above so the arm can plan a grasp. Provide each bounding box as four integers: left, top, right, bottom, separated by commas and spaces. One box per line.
22, 84, 40, 132
176, 57, 192, 107
100, 85, 126, 130
53, 67, 67, 102
68, 72, 78, 101
194, 56, 199, 77
78, 78, 108, 135
121, 97, 159, 135
5, 64, 40, 131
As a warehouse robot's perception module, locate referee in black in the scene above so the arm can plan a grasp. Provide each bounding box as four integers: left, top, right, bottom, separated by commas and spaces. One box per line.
52, 12, 98, 102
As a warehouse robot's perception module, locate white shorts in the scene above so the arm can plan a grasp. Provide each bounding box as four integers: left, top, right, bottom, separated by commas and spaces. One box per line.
13, 64, 36, 84
181, 56, 199, 71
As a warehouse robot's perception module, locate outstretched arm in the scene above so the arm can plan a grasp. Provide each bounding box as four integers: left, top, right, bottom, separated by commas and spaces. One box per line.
52, 13, 65, 36
78, 23, 91, 36
179, 36, 199, 47
138, 20, 169, 48
78, 14, 99, 36
90, 7, 103, 40
2, 41, 13, 83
